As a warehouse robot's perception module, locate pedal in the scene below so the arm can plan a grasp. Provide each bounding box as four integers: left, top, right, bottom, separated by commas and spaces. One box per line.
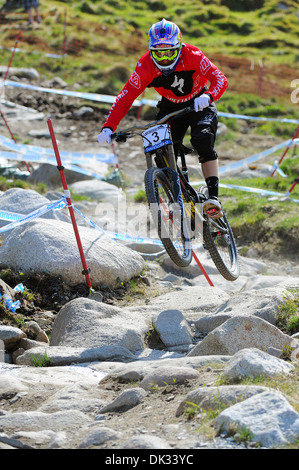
205, 207, 221, 219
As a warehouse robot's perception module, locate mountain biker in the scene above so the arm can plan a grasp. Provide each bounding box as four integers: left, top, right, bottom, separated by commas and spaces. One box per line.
97, 18, 228, 219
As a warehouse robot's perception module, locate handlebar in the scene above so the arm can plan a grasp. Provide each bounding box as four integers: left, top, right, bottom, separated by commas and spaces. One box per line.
111, 104, 194, 142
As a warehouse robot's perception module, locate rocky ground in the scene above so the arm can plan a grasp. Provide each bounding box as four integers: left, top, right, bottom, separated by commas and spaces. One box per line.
0, 86, 299, 451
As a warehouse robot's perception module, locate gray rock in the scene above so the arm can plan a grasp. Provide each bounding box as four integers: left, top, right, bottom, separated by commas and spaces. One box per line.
214, 286, 294, 325
221, 348, 295, 383
122, 434, 171, 449
153, 309, 193, 347
15, 344, 135, 366
176, 384, 269, 417
42, 77, 68, 88
133, 286, 230, 321
0, 67, 39, 80
0, 375, 28, 399
70, 179, 125, 204
242, 275, 299, 291
28, 129, 51, 139
99, 388, 146, 413
38, 384, 108, 414
11, 430, 66, 449
98, 355, 231, 382
73, 106, 94, 118
0, 325, 26, 350
214, 390, 299, 448
188, 316, 297, 357
0, 279, 15, 299
0, 410, 91, 434
0, 188, 68, 231
28, 163, 100, 188
0, 218, 145, 286
0, 432, 34, 449
25, 321, 49, 343
195, 313, 232, 333
78, 426, 121, 448
50, 298, 149, 352
139, 366, 200, 391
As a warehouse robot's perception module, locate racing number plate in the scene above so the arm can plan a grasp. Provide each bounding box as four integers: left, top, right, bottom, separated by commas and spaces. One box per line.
142, 124, 172, 152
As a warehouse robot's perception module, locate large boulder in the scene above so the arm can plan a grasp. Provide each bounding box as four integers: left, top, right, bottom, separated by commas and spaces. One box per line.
0, 188, 68, 231
27, 164, 93, 188
188, 315, 297, 357
0, 218, 145, 287
69, 179, 125, 204
50, 298, 151, 352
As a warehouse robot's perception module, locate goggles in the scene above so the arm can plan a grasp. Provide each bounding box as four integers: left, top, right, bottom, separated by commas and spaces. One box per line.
151, 49, 178, 62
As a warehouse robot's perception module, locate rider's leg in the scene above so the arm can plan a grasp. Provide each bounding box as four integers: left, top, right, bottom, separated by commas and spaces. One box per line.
201, 160, 219, 197
190, 107, 223, 218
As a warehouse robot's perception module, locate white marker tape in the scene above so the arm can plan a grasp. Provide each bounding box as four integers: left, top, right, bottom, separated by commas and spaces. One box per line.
0, 134, 117, 164
0, 197, 67, 233
5, 80, 299, 124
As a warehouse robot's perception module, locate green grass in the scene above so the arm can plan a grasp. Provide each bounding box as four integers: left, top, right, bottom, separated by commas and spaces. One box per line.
1, 0, 298, 77
0, 176, 47, 193
276, 289, 299, 335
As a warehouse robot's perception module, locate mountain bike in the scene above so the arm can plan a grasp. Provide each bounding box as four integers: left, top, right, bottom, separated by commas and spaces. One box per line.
111, 105, 239, 281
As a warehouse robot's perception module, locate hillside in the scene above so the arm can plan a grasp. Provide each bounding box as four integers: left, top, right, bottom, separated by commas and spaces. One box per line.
1, 0, 298, 99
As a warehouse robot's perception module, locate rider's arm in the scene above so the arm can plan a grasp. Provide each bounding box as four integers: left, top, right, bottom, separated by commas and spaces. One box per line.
201, 59, 228, 102
188, 46, 228, 102
102, 54, 152, 132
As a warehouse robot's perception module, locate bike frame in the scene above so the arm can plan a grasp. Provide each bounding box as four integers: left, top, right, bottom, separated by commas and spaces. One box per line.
112, 105, 239, 281
112, 105, 206, 227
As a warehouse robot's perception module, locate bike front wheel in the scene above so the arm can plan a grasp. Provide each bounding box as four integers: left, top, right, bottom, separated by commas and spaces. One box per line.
203, 212, 239, 281
144, 167, 192, 267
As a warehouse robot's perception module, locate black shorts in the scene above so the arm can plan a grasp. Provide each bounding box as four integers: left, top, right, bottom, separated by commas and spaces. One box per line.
156, 97, 218, 164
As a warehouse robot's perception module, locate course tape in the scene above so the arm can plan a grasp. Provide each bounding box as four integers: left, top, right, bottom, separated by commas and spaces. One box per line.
0, 150, 105, 180
0, 134, 117, 165
0, 196, 164, 245
0, 45, 65, 59
5, 79, 140, 107
5, 80, 299, 124
72, 205, 167, 257
192, 180, 299, 203
219, 183, 299, 203
217, 138, 299, 175
0, 197, 67, 233
0, 196, 167, 256
0, 132, 117, 179
217, 111, 299, 125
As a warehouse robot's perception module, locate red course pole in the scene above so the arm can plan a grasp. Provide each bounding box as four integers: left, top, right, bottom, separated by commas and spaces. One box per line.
285, 177, 299, 198
1, 31, 22, 96
271, 125, 299, 177
47, 119, 92, 290
192, 250, 214, 286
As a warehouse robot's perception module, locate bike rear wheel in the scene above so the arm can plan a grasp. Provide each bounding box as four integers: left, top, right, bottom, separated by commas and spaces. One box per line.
144, 166, 192, 267
203, 211, 239, 281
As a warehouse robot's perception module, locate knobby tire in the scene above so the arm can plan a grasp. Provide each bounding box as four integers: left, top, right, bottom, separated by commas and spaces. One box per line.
144, 166, 192, 267
203, 212, 239, 281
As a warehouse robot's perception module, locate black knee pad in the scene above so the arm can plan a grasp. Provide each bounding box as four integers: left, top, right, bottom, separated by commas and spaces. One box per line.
198, 149, 218, 164
190, 129, 218, 164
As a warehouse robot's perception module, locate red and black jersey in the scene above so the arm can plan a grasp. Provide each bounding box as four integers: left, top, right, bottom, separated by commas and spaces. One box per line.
103, 43, 228, 132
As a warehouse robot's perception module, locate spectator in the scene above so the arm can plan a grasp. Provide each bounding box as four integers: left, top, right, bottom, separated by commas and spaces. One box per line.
23, 0, 42, 26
